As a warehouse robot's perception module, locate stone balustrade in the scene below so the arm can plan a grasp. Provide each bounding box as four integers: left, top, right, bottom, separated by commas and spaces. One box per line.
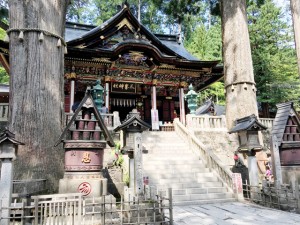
259, 118, 275, 130
186, 114, 274, 131
186, 114, 227, 131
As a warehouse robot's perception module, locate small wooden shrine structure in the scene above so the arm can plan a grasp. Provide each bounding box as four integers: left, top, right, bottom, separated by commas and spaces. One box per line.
272, 102, 300, 184
55, 88, 114, 197
272, 102, 300, 166
0, 3, 223, 125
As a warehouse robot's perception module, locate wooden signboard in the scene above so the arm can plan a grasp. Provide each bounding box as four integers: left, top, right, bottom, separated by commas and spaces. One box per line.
111, 82, 136, 93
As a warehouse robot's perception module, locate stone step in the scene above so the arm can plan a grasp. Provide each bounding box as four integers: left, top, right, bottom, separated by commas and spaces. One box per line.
172, 192, 234, 202
151, 176, 218, 184
143, 164, 206, 171
172, 187, 228, 195
155, 181, 224, 189
143, 160, 202, 165
146, 172, 214, 179
144, 167, 210, 174
172, 198, 236, 206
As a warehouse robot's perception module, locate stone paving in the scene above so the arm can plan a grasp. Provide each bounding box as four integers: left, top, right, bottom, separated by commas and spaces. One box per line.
172, 201, 300, 225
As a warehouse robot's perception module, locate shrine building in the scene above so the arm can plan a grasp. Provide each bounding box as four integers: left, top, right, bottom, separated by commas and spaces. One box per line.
0, 4, 223, 125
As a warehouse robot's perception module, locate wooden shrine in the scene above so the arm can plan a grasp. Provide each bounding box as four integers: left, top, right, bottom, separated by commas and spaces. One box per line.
0, 3, 223, 125
272, 102, 300, 166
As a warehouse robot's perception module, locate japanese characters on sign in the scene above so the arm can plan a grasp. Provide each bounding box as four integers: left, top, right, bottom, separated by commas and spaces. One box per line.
232, 173, 243, 194
111, 82, 136, 93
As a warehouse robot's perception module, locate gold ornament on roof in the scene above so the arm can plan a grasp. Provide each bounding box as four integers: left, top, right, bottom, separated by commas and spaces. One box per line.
116, 18, 134, 33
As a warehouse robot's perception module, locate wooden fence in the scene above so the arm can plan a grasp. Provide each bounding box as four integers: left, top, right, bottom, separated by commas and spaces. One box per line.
0, 190, 173, 225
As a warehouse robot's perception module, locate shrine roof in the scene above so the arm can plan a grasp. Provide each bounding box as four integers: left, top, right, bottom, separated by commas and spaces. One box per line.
272, 102, 300, 146
65, 6, 205, 61
229, 114, 267, 134
66, 21, 198, 61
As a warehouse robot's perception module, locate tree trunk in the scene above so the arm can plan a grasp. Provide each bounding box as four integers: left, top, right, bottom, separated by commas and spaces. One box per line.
221, 0, 258, 129
9, 0, 69, 192
291, 0, 300, 76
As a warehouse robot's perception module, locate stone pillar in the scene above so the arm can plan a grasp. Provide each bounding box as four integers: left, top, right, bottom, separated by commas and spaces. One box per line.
133, 132, 143, 196
270, 135, 282, 187
0, 158, 13, 225
69, 79, 75, 113
129, 158, 135, 189
247, 153, 259, 186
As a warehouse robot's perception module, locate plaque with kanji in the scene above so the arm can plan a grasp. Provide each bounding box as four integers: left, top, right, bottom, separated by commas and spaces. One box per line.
111, 82, 136, 93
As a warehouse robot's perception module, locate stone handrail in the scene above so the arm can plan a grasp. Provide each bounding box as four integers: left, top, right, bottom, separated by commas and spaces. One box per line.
0, 103, 9, 122
186, 114, 274, 131
186, 114, 227, 131
173, 118, 235, 195
259, 118, 274, 130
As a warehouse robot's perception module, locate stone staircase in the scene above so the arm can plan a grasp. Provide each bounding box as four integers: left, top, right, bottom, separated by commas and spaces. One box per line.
142, 131, 235, 205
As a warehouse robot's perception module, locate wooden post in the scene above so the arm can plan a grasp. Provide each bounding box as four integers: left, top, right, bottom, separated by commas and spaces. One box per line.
270, 135, 282, 187
70, 79, 75, 113
168, 188, 173, 225
105, 82, 110, 113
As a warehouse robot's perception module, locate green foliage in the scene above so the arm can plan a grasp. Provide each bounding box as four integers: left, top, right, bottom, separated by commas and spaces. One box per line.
66, 0, 91, 24
185, 19, 222, 61
248, 0, 300, 112
196, 81, 225, 106
0, 66, 8, 84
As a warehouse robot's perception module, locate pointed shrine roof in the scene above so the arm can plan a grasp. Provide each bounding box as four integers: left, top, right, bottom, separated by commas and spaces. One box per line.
55, 89, 115, 147
272, 102, 300, 146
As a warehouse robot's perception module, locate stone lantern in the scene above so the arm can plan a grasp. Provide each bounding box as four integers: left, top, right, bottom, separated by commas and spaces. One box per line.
0, 129, 24, 225
185, 84, 198, 114
114, 109, 151, 197
229, 114, 267, 186
92, 80, 105, 112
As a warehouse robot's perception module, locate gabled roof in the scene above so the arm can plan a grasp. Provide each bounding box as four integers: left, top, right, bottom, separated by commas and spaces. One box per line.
55, 89, 115, 147
66, 5, 218, 66
114, 109, 151, 133
0, 128, 24, 145
229, 114, 267, 134
272, 102, 300, 146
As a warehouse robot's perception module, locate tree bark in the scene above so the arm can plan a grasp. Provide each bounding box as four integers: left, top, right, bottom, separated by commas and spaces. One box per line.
9, 0, 69, 192
221, 0, 258, 129
291, 0, 300, 76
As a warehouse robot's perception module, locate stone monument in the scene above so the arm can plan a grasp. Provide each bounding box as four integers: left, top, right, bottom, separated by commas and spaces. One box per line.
114, 109, 151, 198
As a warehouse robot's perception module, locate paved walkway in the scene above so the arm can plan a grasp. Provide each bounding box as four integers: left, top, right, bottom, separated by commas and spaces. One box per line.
172, 202, 300, 225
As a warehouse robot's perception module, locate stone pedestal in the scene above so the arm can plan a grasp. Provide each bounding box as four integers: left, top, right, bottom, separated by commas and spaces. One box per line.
59, 172, 107, 197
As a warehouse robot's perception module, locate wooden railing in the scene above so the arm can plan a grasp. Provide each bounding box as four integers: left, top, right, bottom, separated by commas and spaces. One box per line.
0, 103, 9, 122
173, 118, 235, 197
